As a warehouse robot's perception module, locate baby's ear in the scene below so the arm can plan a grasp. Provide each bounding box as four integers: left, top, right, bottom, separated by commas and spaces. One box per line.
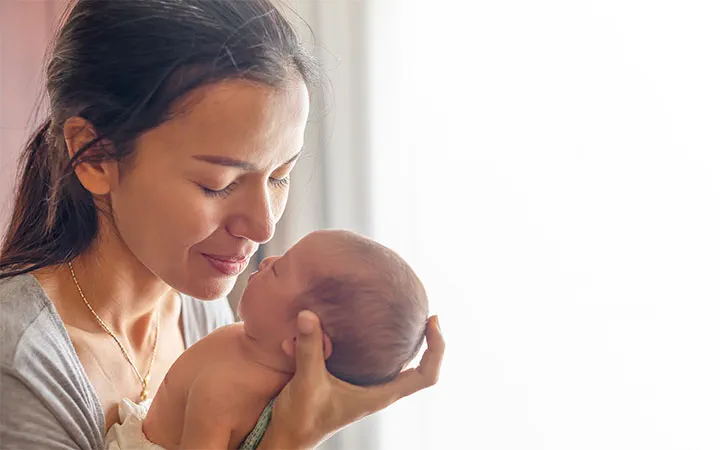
281, 337, 296, 357
322, 332, 332, 361
281, 333, 332, 360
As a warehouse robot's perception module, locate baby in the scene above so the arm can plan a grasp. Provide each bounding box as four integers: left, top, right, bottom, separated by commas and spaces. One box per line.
105, 229, 428, 450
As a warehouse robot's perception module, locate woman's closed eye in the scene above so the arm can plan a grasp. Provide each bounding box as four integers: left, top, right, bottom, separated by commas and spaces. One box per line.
200, 182, 237, 198
199, 172, 290, 199
269, 175, 290, 188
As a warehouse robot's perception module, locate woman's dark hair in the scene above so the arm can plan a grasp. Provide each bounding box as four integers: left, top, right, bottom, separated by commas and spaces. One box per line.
0, 0, 319, 279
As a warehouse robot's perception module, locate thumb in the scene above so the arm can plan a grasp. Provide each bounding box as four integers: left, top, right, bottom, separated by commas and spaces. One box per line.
294, 310, 326, 379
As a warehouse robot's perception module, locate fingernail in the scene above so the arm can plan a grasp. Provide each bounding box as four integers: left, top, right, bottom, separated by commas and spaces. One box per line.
435, 316, 441, 333
297, 310, 315, 335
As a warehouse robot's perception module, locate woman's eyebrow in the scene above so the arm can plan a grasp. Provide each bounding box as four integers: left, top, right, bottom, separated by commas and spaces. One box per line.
192, 151, 302, 169
283, 151, 302, 166
192, 155, 257, 169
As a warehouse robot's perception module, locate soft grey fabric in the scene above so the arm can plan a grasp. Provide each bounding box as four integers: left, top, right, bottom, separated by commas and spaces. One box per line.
0, 273, 234, 450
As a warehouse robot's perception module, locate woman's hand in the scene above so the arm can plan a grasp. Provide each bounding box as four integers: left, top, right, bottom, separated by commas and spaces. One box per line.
258, 311, 445, 450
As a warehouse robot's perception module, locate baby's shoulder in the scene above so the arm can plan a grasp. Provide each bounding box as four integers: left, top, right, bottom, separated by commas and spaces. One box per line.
183, 323, 246, 361
199, 322, 246, 342
163, 323, 247, 390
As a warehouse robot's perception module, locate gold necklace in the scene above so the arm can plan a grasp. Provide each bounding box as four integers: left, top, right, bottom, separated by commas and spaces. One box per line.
68, 262, 159, 401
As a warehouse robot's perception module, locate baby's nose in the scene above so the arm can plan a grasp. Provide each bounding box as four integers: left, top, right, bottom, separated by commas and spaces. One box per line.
259, 256, 278, 271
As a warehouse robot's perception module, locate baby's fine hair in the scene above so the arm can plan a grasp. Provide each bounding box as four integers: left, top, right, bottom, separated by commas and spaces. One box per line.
293, 231, 429, 386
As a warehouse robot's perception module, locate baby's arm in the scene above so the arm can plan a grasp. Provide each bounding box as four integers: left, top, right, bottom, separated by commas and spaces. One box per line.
143, 324, 255, 449
177, 382, 231, 449
178, 368, 270, 450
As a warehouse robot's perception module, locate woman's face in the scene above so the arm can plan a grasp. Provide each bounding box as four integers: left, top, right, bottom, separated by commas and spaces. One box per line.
109, 79, 310, 300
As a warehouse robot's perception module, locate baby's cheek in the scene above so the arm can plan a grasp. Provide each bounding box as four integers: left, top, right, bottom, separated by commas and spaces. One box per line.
274, 309, 298, 340
238, 287, 259, 323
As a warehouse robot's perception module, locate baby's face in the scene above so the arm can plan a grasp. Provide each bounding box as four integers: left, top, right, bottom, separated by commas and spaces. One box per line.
238, 232, 332, 352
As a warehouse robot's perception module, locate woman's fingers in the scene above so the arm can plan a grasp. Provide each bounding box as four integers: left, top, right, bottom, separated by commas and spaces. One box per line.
418, 315, 444, 384
293, 310, 327, 382
369, 315, 445, 407
268, 314, 445, 447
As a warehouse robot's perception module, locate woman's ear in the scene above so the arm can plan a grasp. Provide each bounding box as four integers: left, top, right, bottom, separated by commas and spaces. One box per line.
63, 116, 118, 195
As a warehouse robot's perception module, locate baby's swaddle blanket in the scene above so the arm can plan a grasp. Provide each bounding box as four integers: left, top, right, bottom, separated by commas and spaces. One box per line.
103, 398, 274, 450
104, 398, 164, 450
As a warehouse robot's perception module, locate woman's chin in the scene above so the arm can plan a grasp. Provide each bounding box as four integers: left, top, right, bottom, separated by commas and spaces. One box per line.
159, 261, 242, 300
174, 276, 237, 301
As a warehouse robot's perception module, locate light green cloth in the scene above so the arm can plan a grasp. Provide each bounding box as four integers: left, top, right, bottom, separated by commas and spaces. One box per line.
239, 399, 275, 450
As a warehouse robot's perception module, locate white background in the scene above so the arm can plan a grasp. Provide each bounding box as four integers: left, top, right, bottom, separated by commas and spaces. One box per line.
368, 1, 720, 449
3, 1, 720, 449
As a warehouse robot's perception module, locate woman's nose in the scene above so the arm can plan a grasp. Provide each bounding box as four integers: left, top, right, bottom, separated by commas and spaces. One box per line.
225, 182, 276, 244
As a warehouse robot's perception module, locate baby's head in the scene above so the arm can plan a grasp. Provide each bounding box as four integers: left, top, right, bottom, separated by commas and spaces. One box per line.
239, 229, 428, 385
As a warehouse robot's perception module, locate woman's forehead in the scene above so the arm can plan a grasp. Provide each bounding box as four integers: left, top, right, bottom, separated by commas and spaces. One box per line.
137, 79, 309, 168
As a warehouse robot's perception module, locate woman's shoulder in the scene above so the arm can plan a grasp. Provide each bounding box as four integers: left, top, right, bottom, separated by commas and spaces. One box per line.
0, 273, 63, 365
0, 273, 90, 384
179, 293, 236, 348
0, 274, 105, 448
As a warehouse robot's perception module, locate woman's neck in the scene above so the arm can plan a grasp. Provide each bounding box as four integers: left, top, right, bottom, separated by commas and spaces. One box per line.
35, 219, 176, 345
68, 250, 172, 332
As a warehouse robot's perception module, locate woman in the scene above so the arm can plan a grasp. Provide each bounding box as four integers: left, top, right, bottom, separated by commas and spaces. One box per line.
0, 0, 444, 449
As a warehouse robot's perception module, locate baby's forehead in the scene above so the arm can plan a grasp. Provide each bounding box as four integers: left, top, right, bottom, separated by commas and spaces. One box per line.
293, 232, 370, 278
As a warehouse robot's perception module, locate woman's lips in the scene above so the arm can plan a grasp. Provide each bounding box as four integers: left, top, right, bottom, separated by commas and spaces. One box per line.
203, 254, 249, 276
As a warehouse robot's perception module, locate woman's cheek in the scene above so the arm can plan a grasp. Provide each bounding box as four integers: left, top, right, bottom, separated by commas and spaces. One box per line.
174, 194, 225, 245
271, 189, 290, 223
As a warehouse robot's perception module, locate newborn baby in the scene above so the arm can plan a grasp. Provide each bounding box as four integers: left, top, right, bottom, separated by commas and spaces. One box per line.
105, 229, 428, 450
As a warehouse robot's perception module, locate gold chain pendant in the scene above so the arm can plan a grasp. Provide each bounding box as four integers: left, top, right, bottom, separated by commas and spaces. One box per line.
68, 262, 160, 401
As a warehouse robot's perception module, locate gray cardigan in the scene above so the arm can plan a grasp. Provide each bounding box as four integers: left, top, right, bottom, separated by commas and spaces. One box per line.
0, 274, 234, 450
